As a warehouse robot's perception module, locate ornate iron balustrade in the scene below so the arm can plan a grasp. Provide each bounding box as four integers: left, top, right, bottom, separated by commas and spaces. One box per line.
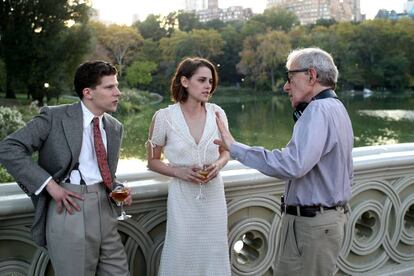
1, 143, 414, 275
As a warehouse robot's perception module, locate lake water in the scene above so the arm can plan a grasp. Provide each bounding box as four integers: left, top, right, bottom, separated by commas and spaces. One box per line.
118, 90, 414, 161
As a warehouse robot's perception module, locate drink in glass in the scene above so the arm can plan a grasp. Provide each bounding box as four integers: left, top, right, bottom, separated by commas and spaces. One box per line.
195, 164, 209, 200
110, 186, 131, 220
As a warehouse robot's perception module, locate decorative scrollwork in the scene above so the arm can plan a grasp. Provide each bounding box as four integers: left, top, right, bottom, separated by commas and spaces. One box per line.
227, 195, 281, 275
1, 144, 414, 275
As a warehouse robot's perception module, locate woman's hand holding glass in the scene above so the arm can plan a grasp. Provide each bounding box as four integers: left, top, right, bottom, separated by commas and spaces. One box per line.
173, 165, 204, 184
199, 163, 221, 183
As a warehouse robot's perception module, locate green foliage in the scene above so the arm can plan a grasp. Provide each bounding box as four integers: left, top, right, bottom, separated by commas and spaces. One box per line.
0, 107, 25, 140
284, 18, 414, 90
202, 19, 227, 30
313, 18, 338, 27
241, 7, 299, 37
0, 165, 14, 183
2, 3, 412, 104
135, 39, 163, 64
117, 105, 158, 159
160, 29, 225, 62
90, 22, 144, 77
262, 7, 300, 32
115, 88, 155, 115
0, 0, 92, 103
241, 19, 267, 37
177, 11, 202, 32
217, 25, 244, 85
126, 61, 157, 87
0, 106, 25, 183
133, 14, 167, 41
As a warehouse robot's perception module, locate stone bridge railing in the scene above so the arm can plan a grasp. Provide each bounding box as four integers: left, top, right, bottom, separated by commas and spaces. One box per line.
1, 143, 414, 275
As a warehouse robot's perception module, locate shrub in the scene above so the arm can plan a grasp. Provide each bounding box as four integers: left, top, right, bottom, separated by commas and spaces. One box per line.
0, 106, 25, 140
0, 107, 24, 182
0, 165, 14, 183
115, 88, 153, 115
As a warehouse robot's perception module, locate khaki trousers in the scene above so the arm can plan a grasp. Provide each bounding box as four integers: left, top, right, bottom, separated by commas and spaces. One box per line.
275, 209, 347, 276
46, 183, 129, 276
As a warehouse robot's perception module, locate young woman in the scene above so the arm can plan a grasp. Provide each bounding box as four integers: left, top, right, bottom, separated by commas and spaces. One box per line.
147, 57, 231, 276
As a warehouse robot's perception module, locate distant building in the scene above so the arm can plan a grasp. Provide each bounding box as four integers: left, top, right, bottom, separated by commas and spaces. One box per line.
186, 0, 253, 22
375, 9, 411, 21
374, 0, 414, 21
197, 6, 253, 22
132, 14, 140, 23
208, 0, 218, 10
405, 0, 414, 17
267, 0, 362, 25
185, 0, 208, 12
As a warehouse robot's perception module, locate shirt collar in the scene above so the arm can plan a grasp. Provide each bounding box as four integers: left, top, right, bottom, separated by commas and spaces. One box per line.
81, 101, 104, 129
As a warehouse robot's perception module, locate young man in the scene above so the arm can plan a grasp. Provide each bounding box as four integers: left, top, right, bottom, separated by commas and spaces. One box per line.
215, 48, 353, 276
0, 61, 131, 275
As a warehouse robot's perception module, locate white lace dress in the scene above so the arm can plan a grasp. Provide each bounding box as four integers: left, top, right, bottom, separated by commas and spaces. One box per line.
149, 103, 231, 276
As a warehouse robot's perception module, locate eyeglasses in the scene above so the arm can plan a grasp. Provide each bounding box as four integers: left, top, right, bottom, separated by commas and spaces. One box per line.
286, 68, 309, 83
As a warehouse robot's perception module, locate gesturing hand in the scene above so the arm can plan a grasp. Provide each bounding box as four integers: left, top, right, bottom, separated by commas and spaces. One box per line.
174, 165, 204, 184
214, 112, 236, 151
45, 180, 83, 214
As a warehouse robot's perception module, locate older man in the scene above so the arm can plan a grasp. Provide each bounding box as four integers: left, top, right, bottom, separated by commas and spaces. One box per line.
215, 48, 353, 276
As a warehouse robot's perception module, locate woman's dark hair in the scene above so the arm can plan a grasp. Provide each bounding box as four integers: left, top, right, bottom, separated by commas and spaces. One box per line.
74, 60, 117, 99
170, 57, 219, 103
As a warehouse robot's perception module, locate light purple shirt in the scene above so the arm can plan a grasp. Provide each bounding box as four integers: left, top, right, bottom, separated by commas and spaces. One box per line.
230, 98, 353, 206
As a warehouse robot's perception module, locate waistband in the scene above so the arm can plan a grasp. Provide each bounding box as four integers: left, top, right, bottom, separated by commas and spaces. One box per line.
61, 182, 104, 194
282, 204, 348, 217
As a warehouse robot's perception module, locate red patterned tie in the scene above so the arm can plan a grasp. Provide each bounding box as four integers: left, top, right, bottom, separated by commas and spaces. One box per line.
92, 117, 112, 190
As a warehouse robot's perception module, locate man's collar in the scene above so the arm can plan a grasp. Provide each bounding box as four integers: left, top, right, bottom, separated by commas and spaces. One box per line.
81, 101, 103, 128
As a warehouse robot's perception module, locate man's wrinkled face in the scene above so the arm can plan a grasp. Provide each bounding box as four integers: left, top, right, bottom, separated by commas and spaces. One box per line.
283, 66, 313, 108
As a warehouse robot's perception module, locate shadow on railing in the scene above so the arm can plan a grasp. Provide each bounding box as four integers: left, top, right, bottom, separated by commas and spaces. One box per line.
1, 144, 414, 275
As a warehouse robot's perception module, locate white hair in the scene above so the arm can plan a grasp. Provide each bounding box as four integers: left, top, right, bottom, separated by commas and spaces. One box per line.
286, 47, 338, 88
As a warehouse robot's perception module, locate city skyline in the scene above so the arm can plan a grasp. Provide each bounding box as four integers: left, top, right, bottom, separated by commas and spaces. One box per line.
92, 0, 408, 25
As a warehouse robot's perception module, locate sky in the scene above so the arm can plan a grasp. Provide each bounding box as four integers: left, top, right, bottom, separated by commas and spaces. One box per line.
92, 0, 409, 25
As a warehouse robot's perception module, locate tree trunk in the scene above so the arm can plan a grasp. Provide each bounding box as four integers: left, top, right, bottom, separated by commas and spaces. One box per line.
5, 81, 16, 99
270, 68, 275, 88
28, 84, 44, 106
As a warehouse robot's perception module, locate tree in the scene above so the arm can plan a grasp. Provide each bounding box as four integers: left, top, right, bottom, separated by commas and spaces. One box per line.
347, 20, 409, 89
313, 18, 337, 28
238, 30, 291, 90
160, 29, 224, 62
177, 11, 201, 32
241, 19, 267, 38
202, 19, 227, 30
91, 23, 143, 77
237, 36, 262, 88
262, 7, 300, 32
0, 0, 91, 103
163, 12, 178, 37
133, 14, 167, 41
257, 31, 291, 89
125, 61, 157, 87
218, 25, 244, 85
